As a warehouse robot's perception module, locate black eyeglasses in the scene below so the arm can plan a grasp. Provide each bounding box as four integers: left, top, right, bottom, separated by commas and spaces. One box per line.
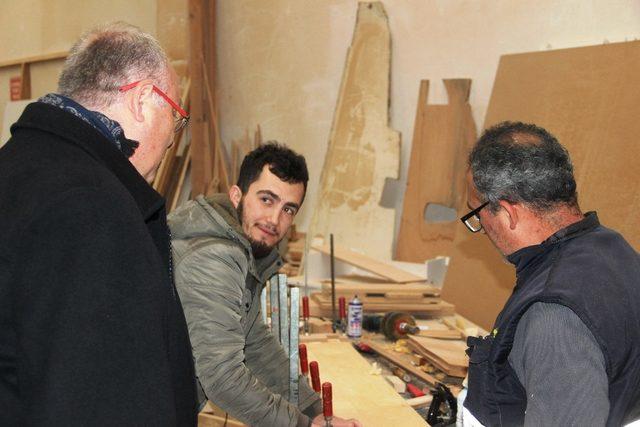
460, 201, 489, 233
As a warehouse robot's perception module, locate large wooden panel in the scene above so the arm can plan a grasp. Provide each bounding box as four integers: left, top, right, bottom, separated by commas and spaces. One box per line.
309, 2, 400, 260
305, 341, 426, 426
443, 40, 640, 330
396, 79, 477, 263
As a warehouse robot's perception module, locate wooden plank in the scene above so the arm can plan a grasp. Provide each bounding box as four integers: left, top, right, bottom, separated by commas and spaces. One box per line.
443, 40, 640, 329
305, 341, 426, 426
202, 59, 229, 193
359, 338, 440, 388
0, 51, 67, 69
188, 0, 212, 197
312, 243, 423, 283
395, 79, 476, 263
320, 279, 440, 297
312, 292, 444, 307
311, 293, 455, 316
407, 336, 468, 378
19, 63, 31, 100
309, 2, 400, 260
170, 144, 192, 212
198, 402, 245, 427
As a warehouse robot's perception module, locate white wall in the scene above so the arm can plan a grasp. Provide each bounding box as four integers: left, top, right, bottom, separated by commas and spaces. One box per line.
216, 0, 640, 249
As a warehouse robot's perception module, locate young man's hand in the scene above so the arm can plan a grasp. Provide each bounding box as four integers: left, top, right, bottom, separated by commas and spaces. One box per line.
311, 414, 363, 427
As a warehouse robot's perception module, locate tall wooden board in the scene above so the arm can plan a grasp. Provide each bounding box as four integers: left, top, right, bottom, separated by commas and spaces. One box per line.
443, 40, 640, 329
309, 2, 400, 260
305, 341, 426, 426
396, 79, 476, 262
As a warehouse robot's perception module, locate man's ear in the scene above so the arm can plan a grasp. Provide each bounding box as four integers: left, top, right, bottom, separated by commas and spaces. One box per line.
228, 185, 242, 208
124, 79, 154, 123
498, 200, 519, 230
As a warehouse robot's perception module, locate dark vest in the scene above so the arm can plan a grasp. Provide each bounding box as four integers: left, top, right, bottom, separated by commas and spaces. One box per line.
464, 212, 640, 427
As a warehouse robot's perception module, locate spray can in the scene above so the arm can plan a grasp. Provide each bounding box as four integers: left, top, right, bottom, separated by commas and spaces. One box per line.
347, 295, 363, 338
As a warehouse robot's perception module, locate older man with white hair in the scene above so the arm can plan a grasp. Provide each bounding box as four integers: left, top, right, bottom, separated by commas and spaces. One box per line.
0, 22, 196, 425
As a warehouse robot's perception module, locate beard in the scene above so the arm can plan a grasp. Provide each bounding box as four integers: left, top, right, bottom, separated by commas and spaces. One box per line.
236, 199, 276, 259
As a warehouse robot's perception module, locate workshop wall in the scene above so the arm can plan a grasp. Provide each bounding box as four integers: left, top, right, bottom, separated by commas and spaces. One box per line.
0, 0, 187, 129
216, 0, 640, 237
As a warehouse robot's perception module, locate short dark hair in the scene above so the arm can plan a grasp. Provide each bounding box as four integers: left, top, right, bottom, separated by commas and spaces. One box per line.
469, 121, 579, 214
237, 142, 309, 202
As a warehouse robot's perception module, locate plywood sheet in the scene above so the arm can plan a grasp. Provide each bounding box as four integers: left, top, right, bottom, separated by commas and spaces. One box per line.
305, 341, 426, 426
443, 40, 640, 330
309, 2, 400, 260
396, 80, 476, 263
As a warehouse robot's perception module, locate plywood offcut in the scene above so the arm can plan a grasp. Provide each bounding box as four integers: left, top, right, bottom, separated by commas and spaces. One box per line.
305, 341, 426, 426
443, 40, 640, 330
395, 79, 476, 263
312, 244, 424, 283
309, 2, 400, 260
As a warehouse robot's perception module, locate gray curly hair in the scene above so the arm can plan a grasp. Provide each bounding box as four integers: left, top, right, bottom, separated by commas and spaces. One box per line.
58, 21, 170, 110
469, 121, 579, 215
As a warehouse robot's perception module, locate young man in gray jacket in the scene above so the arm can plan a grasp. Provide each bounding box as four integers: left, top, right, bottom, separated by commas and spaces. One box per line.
169, 143, 360, 427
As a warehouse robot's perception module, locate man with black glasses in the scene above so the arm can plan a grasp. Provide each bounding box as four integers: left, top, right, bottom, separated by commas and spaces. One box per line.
459, 122, 640, 426
0, 22, 196, 425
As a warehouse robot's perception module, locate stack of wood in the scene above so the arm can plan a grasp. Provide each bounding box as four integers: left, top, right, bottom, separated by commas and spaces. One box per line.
406, 335, 468, 378
308, 244, 454, 317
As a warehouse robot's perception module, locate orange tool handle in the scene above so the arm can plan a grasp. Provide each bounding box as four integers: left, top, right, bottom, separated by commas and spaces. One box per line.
406, 383, 426, 397
322, 382, 333, 418
302, 296, 310, 319
299, 344, 309, 376
310, 361, 321, 392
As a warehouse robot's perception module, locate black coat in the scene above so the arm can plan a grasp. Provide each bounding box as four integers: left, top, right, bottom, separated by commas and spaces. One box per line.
0, 102, 197, 426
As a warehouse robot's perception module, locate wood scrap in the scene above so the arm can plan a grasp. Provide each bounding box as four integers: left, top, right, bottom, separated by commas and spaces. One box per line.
407, 336, 468, 378
406, 395, 433, 409
198, 401, 245, 427
320, 279, 440, 297
395, 79, 476, 263
359, 338, 439, 388
309, 1, 400, 260
312, 243, 423, 283
310, 293, 454, 316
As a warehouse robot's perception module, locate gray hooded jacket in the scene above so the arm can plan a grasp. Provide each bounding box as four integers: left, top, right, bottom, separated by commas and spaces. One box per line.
169, 195, 322, 427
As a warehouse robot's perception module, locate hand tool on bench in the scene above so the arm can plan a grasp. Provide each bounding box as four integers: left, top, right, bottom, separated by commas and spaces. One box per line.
427, 383, 457, 426
363, 311, 420, 340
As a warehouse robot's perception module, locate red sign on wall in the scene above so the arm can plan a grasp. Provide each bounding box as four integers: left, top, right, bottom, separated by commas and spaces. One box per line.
10, 76, 22, 101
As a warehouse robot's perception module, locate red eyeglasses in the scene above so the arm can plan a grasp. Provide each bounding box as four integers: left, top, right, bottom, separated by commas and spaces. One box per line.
119, 81, 189, 133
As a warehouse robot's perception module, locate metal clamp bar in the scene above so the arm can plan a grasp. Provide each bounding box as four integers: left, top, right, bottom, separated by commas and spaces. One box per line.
289, 286, 300, 405
270, 276, 280, 341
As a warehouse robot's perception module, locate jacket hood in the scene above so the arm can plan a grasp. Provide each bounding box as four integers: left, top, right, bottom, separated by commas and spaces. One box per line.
169, 194, 244, 243
168, 194, 282, 281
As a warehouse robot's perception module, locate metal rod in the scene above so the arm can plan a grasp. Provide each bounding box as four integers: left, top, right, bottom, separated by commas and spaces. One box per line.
289, 286, 300, 405
261, 286, 267, 325
330, 234, 336, 332
278, 274, 289, 353
270, 276, 280, 340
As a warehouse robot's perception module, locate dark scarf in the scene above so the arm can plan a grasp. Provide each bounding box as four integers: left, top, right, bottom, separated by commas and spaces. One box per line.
38, 93, 139, 158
